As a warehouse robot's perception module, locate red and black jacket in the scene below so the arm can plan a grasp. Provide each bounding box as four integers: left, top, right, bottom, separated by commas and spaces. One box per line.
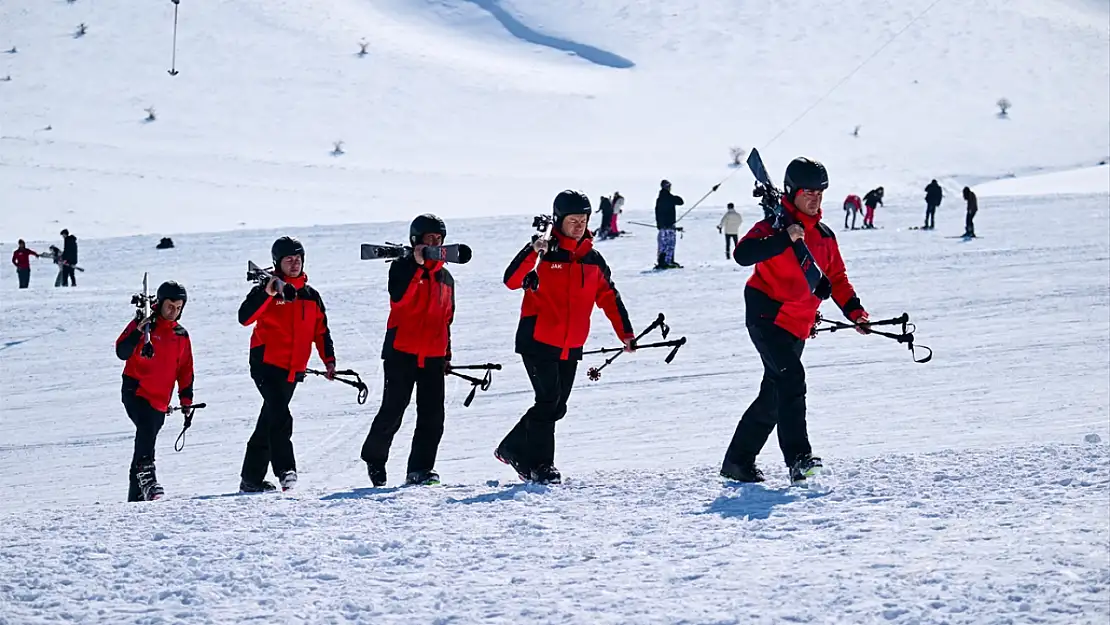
383, 255, 454, 367
115, 317, 194, 413
238, 273, 335, 382
504, 230, 634, 360
11, 248, 38, 270
734, 200, 866, 339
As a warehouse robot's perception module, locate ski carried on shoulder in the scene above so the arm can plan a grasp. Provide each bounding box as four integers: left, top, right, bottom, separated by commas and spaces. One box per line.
360, 243, 472, 264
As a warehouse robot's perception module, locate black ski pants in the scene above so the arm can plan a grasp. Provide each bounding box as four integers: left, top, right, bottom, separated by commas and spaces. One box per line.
499, 356, 578, 469
240, 365, 299, 484
965, 209, 977, 236
16, 268, 30, 289
61, 264, 76, 287
725, 321, 811, 468
361, 354, 446, 474
925, 202, 938, 229
123, 391, 166, 502
724, 233, 738, 259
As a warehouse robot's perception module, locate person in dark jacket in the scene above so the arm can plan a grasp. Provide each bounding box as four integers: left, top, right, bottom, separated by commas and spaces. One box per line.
924, 180, 943, 230
115, 281, 194, 501
11, 240, 39, 289
962, 186, 978, 237
361, 215, 455, 488
497, 190, 636, 484
237, 236, 336, 493
654, 180, 684, 269
59, 229, 78, 287
597, 195, 614, 239
862, 188, 883, 229
723, 157, 870, 485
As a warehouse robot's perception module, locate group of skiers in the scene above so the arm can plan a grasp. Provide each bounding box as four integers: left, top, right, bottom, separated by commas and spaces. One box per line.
841, 187, 884, 230
921, 180, 979, 237
9, 229, 79, 288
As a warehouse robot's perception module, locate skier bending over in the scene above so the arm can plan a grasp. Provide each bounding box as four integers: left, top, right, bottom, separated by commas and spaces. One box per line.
498, 190, 635, 484
237, 237, 336, 493
723, 157, 870, 484
115, 281, 194, 501
362, 214, 455, 488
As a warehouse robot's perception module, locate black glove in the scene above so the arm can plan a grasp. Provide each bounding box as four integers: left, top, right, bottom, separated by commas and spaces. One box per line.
522, 270, 540, 291
814, 276, 832, 301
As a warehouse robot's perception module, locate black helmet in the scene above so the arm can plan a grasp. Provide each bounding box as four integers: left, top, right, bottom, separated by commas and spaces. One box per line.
660, 179, 671, 190
553, 190, 591, 221
783, 157, 829, 200
409, 214, 447, 246
156, 280, 188, 317
271, 236, 305, 267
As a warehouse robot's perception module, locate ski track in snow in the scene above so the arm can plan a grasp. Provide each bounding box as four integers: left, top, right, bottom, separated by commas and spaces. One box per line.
0, 444, 1106, 625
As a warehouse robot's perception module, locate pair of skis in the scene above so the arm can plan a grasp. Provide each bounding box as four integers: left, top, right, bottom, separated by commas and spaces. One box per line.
360, 243, 473, 264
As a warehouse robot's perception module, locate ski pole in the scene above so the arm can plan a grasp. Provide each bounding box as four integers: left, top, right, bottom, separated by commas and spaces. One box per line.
306, 368, 370, 404
811, 313, 932, 363
583, 314, 671, 381
168, 402, 206, 452
446, 363, 501, 407
168, 0, 180, 76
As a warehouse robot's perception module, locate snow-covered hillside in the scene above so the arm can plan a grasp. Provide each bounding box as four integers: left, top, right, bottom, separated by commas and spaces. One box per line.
1, 0, 1108, 238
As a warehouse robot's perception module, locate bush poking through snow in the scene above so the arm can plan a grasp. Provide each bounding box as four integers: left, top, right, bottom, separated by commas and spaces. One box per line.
144, 107, 156, 122
729, 146, 746, 167
358, 41, 369, 57
853, 124, 861, 137
331, 141, 345, 156
74, 23, 88, 38
996, 97, 1011, 117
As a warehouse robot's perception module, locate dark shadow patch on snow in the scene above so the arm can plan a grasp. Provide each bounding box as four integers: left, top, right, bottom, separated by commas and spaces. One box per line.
320, 486, 404, 501
447, 483, 547, 504
459, 0, 634, 69
701, 485, 827, 520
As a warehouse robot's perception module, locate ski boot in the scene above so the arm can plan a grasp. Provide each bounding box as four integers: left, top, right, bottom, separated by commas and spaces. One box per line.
495, 446, 531, 482
405, 470, 441, 486
279, 470, 298, 492
654, 253, 669, 271
239, 478, 278, 493
366, 462, 387, 487
789, 454, 824, 484
530, 464, 562, 485
134, 461, 164, 501
720, 457, 765, 483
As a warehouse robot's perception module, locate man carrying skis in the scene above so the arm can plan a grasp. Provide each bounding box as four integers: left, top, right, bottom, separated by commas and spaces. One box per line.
115, 281, 194, 501
655, 180, 684, 269
498, 190, 636, 484
237, 236, 336, 493
361, 215, 455, 487
924, 179, 943, 230
724, 157, 870, 484
717, 203, 744, 260
11, 239, 39, 289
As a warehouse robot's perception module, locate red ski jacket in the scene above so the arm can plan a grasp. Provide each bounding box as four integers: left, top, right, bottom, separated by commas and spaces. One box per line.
238, 273, 335, 381
843, 195, 862, 212
115, 318, 194, 412
734, 200, 866, 339
383, 255, 454, 367
504, 230, 634, 360
11, 248, 38, 270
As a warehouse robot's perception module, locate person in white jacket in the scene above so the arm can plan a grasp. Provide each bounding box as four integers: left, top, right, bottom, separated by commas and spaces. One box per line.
717, 203, 744, 259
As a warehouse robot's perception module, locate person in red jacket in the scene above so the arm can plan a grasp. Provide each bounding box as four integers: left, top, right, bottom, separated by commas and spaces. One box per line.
11, 239, 39, 289
723, 157, 870, 485
115, 280, 194, 501
497, 190, 636, 484
843, 194, 862, 230
237, 236, 336, 493
361, 214, 455, 488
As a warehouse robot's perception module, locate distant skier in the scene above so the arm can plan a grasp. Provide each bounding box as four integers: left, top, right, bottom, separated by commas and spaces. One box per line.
11, 239, 39, 289
609, 191, 625, 236
924, 180, 943, 230
59, 229, 78, 287
724, 157, 870, 484
237, 236, 336, 493
862, 187, 884, 229
498, 190, 635, 484
597, 195, 614, 239
962, 186, 978, 237
717, 203, 744, 259
361, 215, 455, 488
843, 194, 862, 230
655, 180, 684, 269
114, 280, 194, 501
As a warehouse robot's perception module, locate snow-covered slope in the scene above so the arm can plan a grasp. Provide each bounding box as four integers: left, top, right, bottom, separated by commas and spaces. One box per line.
1, 0, 1107, 238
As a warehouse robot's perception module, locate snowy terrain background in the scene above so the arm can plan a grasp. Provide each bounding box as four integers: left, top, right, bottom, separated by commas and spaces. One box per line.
1, 0, 1108, 624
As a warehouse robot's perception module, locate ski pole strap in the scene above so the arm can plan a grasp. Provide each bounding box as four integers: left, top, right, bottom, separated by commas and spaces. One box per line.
447, 368, 494, 406
167, 403, 205, 452
810, 313, 932, 363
